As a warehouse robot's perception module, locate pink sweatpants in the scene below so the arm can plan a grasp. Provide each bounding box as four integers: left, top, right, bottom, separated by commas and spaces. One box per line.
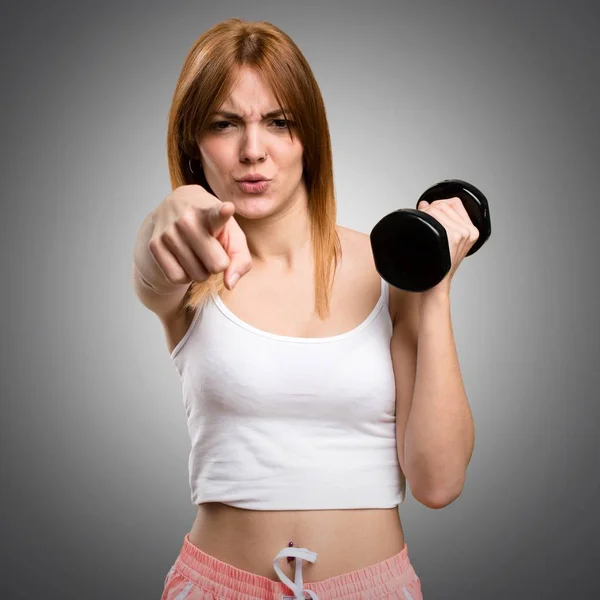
161, 533, 423, 600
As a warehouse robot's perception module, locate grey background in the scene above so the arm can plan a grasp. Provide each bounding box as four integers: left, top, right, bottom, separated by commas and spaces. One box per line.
1, 0, 598, 598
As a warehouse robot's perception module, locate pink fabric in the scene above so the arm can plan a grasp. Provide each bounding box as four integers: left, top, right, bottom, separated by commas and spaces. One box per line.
161, 533, 423, 600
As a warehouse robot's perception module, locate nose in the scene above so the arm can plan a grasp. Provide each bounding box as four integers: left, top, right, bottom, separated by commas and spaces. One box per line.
239, 125, 268, 164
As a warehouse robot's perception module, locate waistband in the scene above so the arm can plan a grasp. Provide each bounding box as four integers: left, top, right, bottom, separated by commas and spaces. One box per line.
173, 533, 418, 600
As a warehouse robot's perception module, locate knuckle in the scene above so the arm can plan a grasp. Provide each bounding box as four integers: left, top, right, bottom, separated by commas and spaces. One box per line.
176, 212, 197, 232
192, 269, 208, 283
203, 262, 218, 274
148, 237, 160, 255
161, 228, 178, 246
205, 255, 229, 274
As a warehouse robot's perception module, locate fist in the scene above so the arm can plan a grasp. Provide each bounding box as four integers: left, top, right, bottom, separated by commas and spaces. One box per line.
417, 196, 479, 288
149, 185, 252, 290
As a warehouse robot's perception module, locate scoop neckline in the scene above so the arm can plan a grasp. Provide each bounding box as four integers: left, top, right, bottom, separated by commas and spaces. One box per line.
210, 277, 387, 344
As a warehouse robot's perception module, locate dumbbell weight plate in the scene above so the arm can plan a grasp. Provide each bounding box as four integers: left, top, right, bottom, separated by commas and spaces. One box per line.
370, 208, 451, 292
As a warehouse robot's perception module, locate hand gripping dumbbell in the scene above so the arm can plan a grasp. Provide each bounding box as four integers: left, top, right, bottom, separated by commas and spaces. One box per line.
370, 179, 491, 292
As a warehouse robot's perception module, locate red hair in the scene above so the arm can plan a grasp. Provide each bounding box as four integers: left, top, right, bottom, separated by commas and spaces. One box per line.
166, 18, 341, 318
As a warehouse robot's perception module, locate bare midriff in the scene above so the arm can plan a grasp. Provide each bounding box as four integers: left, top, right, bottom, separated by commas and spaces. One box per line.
188, 502, 405, 583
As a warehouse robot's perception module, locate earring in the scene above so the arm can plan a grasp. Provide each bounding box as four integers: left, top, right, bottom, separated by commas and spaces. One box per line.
188, 157, 197, 175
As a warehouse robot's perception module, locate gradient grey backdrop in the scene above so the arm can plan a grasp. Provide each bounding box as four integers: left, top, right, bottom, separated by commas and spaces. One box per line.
1, 0, 598, 598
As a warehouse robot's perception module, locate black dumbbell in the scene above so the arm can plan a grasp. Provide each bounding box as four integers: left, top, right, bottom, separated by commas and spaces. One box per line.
370, 179, 491, 292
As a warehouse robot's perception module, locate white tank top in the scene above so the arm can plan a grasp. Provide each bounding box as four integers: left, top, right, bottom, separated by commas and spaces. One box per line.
170, 275, 406, 510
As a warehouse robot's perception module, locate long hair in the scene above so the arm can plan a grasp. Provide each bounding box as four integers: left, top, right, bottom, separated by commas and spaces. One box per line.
166, 18, 342, 319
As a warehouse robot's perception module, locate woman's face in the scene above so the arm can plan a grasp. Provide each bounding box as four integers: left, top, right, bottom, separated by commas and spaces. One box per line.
196, 66, 305, 219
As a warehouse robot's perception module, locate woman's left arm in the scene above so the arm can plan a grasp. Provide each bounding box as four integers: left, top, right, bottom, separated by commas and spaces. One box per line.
403, 286, 475, 509
397, 196, 480, 509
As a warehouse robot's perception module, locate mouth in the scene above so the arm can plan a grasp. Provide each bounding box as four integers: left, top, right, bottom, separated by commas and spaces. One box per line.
236, 179, 271, 193
235, 174, 270, 182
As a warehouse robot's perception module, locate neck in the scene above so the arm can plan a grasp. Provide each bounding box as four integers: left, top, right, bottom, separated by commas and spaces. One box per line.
235, 185, 313, 272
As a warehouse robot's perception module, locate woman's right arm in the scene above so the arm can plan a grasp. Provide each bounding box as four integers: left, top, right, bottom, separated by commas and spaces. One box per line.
131, 185, 253, 323
132, 210, 191, 323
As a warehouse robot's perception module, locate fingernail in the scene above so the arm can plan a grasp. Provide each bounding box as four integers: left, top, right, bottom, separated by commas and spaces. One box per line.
229, 273, 239, 288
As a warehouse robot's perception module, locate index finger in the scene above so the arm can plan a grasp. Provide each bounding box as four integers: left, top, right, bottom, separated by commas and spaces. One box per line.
205, 202, 235, 237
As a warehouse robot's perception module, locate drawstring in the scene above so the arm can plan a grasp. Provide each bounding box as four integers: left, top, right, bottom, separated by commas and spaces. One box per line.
273, 546, 320, 600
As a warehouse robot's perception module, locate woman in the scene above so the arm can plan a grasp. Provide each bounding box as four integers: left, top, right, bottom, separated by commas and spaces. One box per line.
133, 18, 476, 600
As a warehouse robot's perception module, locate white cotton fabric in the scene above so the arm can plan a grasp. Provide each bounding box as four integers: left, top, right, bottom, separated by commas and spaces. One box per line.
170, 275, 406, 510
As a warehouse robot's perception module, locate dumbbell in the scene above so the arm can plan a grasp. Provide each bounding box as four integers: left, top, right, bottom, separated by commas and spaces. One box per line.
370, 179, 491, 292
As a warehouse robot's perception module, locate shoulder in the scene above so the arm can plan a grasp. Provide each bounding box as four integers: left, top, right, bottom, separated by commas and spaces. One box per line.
336, 225, 408, 324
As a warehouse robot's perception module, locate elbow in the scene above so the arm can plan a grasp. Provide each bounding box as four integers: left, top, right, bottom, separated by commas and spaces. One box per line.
412, 481, 465, 510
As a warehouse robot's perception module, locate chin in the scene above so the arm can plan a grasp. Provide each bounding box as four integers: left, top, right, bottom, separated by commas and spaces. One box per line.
233, 195, 279, 218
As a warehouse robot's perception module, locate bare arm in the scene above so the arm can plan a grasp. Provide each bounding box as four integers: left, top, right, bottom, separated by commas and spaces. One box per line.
132, 211, 191, 321
392, 288, 475, 509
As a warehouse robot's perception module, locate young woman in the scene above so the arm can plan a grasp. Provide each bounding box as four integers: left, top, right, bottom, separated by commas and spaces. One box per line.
133, 18, 476, 600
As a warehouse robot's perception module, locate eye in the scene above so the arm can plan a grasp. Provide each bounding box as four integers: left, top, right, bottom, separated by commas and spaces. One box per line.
272, 119, 293, 129
209, 119, 294, 131
210, 121, 233, 131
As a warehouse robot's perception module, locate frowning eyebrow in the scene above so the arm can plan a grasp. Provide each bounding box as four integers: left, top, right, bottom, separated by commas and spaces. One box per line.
209, 109, 290, 119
